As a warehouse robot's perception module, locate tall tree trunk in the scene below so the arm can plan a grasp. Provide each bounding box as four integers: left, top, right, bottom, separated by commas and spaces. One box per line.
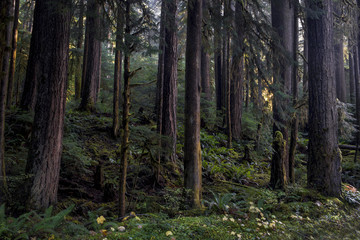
119, 0, 131, 217
81, 20, 89, 97
113, 7, 123, 138
349, 46, 356, 104
354, 47, 360, 162
230, 0, 245, 141
270, 0, 294, 188
270, 0, 294, 189
334, 41, 346, 102
306, 0, 341, 196
303, 26, 308, 94
6, 0, 19, 109
184, 0, 202, 208
334, 1, 346, 102
0, 0, 15, 192
79, 0, 101, 111
288, 2, 299, 184
245, 58, 249, 110
75, 0, 84, 100
155, 0, 165, 182
212, 0, 223, 112
201, 49, 211, 100
25, 0, 70, 210
161, 0, 178, 164
21, 0, 43, 111
201, 0, 211, 102
223, 0, 231, 146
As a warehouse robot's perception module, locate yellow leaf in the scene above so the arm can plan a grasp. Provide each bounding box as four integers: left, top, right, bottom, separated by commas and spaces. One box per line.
97, 216, 106, 225
101, 229, 107, 236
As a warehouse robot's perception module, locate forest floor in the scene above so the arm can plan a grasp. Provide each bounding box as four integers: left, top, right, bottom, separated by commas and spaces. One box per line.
3, 105, 360, 240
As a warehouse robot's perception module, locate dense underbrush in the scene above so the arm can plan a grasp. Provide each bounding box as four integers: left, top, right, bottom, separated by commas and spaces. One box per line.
3, 105, 360, 239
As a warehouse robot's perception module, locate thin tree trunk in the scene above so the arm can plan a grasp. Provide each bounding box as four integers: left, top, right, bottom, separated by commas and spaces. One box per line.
25, 0, 70, 210
335, 41, 346, 102
81, 20, 89, 97
334, 1, 346, 102
184, 0, 202, 208
201, 0, 211, 101
230, 0, 245, 141
155, 0, 165, 182
306, 0, 341, 196
113, 7, 123, 138
212, 0, 222, 112
354, 47, 360, 162
223, 0, 231, 144
288, 3, 298, 184
245, 58, 249, 110
79, 0, 101, 111
303, 26, 308, 93
349, 45, 355, 104
6, 0, 19, 108
119, 0, 131, 217
21, 0, 42, 111
75, 0, 84, 100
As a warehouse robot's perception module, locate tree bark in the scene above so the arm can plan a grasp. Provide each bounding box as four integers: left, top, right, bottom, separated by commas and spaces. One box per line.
184, 0, 202, 208
334, 41, 346, 102
155, 0, 165, 182
270, 0, 294, 188
230, 0, 245, 141
303, 25, 308, 93
212, 0, 223, 112
0, 0, 15, 192
288, 3, 298, 184
21, 0, 43, 111
25, 0, 70, 210
81, 19, 89, 98
223, 0, 231, 146
119, 0, 131, 217
201, 0, 211, 101
354, 47, 360, 162
74, 0, 84, 100
113, 7, 123, 138
334, 1, 346, 102
161, 0, 178, 164
349, 47, 356, 104
6, 0, 19, 109
79, 0, 101, 111
306, 0, 341, 196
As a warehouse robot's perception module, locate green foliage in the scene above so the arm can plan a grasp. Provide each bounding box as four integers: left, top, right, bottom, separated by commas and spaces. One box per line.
85, 208, 118, 232
201, 130, 256, 183
0, 204, 84, 239
241, 107, 273, 157
203, 191, 235, 213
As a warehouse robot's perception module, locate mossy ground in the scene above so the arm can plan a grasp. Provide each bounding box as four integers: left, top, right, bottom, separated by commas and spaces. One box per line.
3, 106, 360, 239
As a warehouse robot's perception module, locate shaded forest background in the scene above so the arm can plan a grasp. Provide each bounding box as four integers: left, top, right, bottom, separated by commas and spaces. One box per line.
2, 0, 360, 239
